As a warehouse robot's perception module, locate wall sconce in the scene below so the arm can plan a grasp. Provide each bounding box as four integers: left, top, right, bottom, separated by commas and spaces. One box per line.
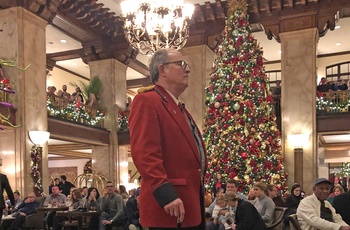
288, 133, 309, 188
29, 131, 50, 145
28, 131, 50, 196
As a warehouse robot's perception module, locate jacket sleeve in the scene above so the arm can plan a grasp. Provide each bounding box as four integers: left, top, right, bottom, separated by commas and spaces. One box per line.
26, 202, 39, 216
3, 175, 14, 205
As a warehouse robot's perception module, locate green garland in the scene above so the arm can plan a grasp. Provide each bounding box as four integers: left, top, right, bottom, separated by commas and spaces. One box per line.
118, 110, 129, 131
316, 95, 350, 113
47, 100, 105, 127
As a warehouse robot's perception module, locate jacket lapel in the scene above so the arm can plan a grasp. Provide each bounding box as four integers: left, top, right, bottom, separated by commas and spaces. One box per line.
154, 85, 201, 163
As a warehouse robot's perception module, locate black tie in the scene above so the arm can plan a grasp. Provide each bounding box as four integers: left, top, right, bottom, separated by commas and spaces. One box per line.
178, 102, 205, 175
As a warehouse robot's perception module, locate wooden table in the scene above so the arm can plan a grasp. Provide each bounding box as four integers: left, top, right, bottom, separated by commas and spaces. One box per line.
36, 206, 69, 230
56, 210, 101, 230
36, 206, 69, 212
1, 215, 16, 221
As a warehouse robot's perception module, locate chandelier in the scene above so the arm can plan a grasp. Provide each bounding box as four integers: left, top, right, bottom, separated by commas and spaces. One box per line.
120, 0, 194, 55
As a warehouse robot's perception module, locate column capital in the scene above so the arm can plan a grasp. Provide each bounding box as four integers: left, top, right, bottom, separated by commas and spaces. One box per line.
82, 39, 138, 65
255, 1, 349, 42
0, 0, 62, 23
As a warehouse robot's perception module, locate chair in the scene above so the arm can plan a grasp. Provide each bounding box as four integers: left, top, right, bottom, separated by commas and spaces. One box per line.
266, 207, 287, 230
19, 196, 46, 229
288, 214, 302, 230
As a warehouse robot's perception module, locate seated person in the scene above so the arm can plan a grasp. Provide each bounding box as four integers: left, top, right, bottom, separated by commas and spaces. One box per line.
84, 187, 101, 230
7, 192, 39, 230
212, 196, 233, 230
207, 179, 247, 214
43, 185, 66, 229
125, 188, 144, 230
333, 181, 350, 225
206, 179, 247, 230
266, 184, 286, 207
53, 189, 84, 230
224, 192, 266, 230
11, 191, 23, 213
99, 181, 125, 230
249, 182, 275, 226
297, 178, 350, 230
327, 184, 344, 205
284, 184, 303, 225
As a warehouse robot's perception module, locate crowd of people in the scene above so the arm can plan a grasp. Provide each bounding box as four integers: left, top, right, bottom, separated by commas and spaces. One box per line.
317, 77, 350, 96
1, 174, 145, 230
203, 175, 350, 230
47, 85, 99, 109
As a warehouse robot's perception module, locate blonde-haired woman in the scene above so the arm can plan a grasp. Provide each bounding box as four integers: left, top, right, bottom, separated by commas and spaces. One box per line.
328, 184, 345, 205
250, 182, 275, 226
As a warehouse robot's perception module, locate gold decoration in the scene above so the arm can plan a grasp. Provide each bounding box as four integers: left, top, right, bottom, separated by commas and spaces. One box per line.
137, 85, 155, 94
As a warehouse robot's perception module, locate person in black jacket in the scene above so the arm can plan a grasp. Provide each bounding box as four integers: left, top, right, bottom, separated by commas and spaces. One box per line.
8, 192, 39, 230
59, 175, 75, 196
0, 157, 15, 222
333, 183, 350, 225
284, 183, 303, 225
224, 192, 266, 230
125, 188, 143, 230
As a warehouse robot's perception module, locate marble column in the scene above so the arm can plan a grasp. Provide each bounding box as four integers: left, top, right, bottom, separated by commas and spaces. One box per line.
0, 7, 48, 196
89, 59, 127, 185
180, 45, 215, 130
280, 28, 319, 194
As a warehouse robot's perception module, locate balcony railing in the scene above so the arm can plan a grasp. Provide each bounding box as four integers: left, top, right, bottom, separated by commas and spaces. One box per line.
47, 95, 105, 128
317, 91, 350, 114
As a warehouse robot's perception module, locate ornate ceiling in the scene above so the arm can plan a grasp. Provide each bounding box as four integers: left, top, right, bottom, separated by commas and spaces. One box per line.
1, 0, 350, 66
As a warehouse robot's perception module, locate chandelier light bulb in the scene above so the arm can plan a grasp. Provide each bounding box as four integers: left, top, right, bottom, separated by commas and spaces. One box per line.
121, 0, 194, 55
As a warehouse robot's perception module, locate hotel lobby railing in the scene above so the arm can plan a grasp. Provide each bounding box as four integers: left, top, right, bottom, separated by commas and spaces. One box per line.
316, 91, 350, 114
47, 95, 105, 128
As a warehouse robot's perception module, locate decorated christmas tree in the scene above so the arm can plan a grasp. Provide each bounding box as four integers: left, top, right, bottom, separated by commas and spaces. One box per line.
203, 0, 288, 194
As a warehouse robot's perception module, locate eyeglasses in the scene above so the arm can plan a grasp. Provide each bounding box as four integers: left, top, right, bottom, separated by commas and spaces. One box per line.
28, 196, 36, 198
162, 60, 190, 70
105, 185, 114, 188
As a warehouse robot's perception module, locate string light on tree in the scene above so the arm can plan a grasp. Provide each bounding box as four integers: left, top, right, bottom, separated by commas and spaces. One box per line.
203, 0, 288, 194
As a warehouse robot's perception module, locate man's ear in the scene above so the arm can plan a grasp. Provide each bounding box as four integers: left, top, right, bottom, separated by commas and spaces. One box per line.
158, 64, 166, 76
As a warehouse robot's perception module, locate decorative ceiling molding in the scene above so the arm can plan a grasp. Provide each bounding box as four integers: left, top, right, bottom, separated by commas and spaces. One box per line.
2, 0, 350, 62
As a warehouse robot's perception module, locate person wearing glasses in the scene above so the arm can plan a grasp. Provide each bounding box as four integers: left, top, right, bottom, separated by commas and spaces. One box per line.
99, 181, 125, 230
7, 192, 39, 230
129, 48, 207, 230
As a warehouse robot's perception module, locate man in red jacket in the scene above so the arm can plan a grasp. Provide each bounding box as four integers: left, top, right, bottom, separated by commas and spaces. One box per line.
129, 48, 207, 230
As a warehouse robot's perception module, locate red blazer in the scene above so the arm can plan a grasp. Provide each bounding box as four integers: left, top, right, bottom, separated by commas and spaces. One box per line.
129, 85, 206, 228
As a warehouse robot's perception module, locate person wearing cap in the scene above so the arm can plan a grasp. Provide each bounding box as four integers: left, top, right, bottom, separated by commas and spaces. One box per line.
297, 178, 350, 230
224, 191, 266, 230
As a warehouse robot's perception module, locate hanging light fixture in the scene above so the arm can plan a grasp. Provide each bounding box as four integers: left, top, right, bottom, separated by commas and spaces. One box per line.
120, 0, 194, 55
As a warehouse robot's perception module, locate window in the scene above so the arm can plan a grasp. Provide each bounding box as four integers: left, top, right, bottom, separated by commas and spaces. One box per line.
325, 61, 350, 84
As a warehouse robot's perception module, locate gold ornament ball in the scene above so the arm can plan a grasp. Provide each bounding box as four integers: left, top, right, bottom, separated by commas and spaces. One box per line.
214, 102, 221, 108
233, 103, 240, 111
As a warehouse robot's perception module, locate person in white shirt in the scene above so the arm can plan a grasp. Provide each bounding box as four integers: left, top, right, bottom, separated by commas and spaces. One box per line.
297, 178, 350, 230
